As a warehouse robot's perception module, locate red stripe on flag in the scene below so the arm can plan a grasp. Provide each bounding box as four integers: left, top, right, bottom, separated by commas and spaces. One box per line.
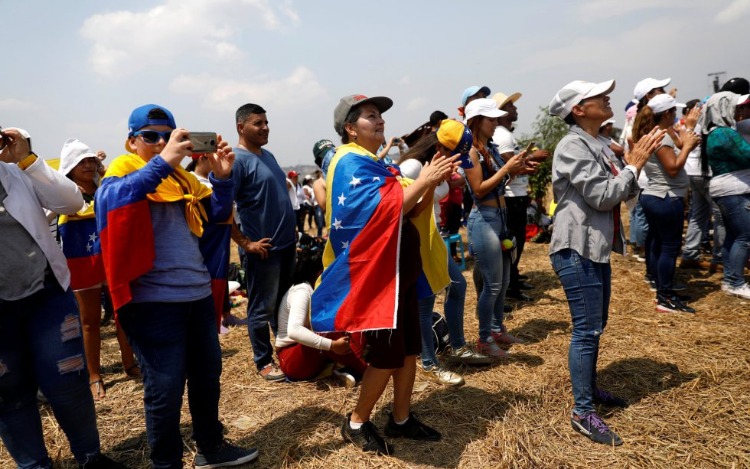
101, 200, 155, 310
210, 278, 227, 330
334, 180, 402, 331
67, 255, 105, 290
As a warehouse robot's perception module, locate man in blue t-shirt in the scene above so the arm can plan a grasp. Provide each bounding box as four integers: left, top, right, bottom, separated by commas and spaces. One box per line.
231, 103, 296, 381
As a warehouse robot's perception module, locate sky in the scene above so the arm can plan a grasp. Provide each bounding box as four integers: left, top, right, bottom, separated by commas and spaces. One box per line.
2, 0, 750, 168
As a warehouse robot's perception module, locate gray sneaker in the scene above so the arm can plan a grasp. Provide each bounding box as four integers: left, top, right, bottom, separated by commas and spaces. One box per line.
194, 440, 258, 468
444, 345, 493, 365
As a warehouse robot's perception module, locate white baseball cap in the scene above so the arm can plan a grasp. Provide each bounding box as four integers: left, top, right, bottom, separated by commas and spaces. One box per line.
548, 79, 615, 119
633, 77, 671, 101
647, 94, 685, 114
464, 98, 508, 121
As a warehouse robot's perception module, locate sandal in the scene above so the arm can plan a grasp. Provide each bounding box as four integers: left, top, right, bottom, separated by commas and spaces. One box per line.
125, 364, 142, 380
89, 379, 106, 400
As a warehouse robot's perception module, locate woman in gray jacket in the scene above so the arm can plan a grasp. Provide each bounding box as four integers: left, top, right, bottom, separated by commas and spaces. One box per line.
548, 80, 665, 446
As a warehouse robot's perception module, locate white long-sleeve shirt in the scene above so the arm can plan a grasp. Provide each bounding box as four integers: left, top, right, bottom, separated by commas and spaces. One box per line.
0, 157, 84, 292
275, 283, 332, 351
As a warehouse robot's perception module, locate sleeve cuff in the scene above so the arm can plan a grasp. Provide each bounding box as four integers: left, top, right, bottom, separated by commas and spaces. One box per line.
17, 153, 38, 170
624, 165, 638, 177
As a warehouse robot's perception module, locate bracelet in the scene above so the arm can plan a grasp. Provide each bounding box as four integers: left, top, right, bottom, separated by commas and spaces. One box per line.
17, 153, 38, 170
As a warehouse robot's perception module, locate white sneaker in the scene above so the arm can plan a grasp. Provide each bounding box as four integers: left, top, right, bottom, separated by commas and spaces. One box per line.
421, 364, 465, 386
726, 283, 750, 300
444, 345, 493, 365
332, 369, 357, 388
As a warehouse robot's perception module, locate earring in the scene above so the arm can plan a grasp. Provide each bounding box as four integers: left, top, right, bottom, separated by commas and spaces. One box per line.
353, 134, 358, 140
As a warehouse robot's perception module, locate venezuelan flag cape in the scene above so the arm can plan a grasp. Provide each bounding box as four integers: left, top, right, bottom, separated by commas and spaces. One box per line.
58, 202, 105, 290
310, 143, 449, 333
95, 154, 221, 312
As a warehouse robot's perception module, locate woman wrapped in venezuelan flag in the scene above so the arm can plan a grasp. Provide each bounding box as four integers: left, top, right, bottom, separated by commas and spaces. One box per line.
312, 94, 456, 455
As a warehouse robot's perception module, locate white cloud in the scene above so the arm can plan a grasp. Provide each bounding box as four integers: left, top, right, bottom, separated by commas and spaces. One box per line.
406, 97, 427, 111
715, 0, 750, 23
517, 17, 687, 75
577, 0, 702, 22
169, 66, 325, 110
80, 0, 300, 77
0, 98, 38, 111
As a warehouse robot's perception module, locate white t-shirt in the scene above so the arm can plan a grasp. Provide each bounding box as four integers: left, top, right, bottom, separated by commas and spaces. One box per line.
286, 178, 300, 210
399, 158, 449, 217
275, 283, 332, 350
493, 126, 529, 197
683, 124, 706, 177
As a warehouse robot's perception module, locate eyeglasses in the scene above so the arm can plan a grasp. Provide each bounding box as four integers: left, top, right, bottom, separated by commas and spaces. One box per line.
133, 130, 172, 145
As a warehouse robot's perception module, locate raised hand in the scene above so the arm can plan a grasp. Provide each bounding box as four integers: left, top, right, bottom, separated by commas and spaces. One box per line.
208, 134, 235, 180
160, 128, 193, 168
628, 127, 667, 170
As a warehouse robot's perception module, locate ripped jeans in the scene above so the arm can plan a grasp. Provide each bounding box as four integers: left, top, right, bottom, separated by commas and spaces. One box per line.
551, 249, 611, 416
0, 280, 100, 469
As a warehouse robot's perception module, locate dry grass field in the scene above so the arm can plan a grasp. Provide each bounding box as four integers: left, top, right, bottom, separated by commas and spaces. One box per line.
2, 218, 749, 468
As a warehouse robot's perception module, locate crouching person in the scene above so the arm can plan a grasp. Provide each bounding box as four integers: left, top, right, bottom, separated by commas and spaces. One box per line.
275, 235, 367, 386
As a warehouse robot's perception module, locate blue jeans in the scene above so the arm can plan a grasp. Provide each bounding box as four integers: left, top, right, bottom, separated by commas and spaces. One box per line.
118, 296, 224, 469
418, 257, 467, 367
243, 245, 296, 369
682, 176, 724, 263
314, 206, 325, 238
551, 249, 611, 416
467, 206, 510, 342
641, 194, 685, 294
714, 194, 750, 288
0, 281, 100, 469
629, 197, 648, 247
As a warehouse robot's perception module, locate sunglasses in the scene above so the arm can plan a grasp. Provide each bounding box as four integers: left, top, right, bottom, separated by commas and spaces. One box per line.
133, 129, 172, 145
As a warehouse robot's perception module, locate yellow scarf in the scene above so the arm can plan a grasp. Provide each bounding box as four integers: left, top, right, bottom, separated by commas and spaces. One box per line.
104, 153, 213, 237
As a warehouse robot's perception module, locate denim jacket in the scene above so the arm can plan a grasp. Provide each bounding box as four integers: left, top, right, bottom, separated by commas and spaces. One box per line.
549, 125, 639, 263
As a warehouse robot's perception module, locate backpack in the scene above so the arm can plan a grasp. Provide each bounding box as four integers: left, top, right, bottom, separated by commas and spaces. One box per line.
431, 312, 450, 354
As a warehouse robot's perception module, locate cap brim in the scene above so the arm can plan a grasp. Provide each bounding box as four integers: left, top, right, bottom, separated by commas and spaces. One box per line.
584, 79, 616, 99
737, 94, 750, 105
356, 96, 393, 114
655, 77, 671, 89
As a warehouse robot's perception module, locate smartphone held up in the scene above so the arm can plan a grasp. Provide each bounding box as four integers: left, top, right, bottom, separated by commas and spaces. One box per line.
188, 132, 218, 154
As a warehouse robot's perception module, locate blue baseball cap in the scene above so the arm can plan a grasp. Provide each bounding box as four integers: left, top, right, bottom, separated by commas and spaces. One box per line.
127, 104, 176, 137
461, 85, 491, 106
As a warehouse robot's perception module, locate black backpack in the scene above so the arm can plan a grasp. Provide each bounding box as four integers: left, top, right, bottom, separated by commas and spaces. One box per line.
431, 312, 450, 353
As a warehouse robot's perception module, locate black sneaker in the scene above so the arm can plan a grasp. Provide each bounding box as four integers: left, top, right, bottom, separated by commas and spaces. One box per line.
384, 412, 441, 441
593, 387, 629, 408
340, 413, 393, 455
506, 290, 534, 302
79, 454, 128, 469
571, 411, 623, 446
194, 440, 258, 468
656, 293, 696, 313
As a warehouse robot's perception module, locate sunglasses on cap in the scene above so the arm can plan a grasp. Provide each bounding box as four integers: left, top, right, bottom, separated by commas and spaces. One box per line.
133, 129, 172, 145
